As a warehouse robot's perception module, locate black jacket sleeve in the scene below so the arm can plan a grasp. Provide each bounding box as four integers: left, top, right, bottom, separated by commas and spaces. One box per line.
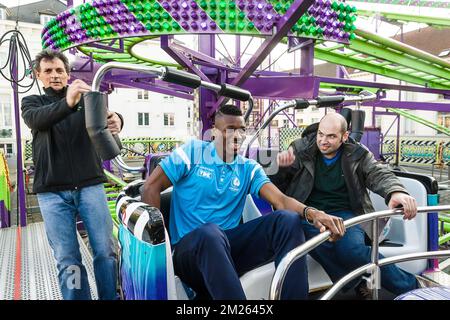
359, 151, 409, 204
21, 95, 76, 131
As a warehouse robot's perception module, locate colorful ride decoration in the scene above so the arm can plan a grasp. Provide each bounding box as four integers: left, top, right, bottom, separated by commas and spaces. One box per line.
0, 151, 12, 228
25, 137, 183, 161
120, 137, 182, 158
116, 185, 174, 299
41, 0, 357, 60
280, 130, 450, 167
279, 127, 305, 151
443, 141, 450, 165
350, 0, 450, 9
382, 137, 450, 166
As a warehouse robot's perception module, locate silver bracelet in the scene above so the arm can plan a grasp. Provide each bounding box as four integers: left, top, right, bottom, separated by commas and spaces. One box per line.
303, 206, 316, 225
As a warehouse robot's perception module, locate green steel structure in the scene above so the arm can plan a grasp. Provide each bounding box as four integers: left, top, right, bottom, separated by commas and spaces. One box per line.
387, 108, 450, 136
42, 0, 358, 57
347, 0, 450, 9
357, 9, 450, 28
315, 28, 450, 90
42, 0, 450, 92
78, 36, 180, 67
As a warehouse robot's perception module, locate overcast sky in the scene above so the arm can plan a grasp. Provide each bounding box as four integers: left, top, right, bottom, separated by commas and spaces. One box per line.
1, 0, 40, 7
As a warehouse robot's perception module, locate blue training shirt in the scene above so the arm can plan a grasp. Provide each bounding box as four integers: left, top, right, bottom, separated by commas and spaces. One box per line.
159, 139, 270, 245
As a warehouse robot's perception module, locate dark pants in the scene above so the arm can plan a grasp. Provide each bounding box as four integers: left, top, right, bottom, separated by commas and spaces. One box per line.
302, 210, 418, 295
173, 210, 308, 300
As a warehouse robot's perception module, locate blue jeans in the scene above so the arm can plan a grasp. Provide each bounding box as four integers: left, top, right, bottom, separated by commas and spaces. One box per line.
173, 210, 308, 300
302, 210, 417, 295
37, 184, 117, 300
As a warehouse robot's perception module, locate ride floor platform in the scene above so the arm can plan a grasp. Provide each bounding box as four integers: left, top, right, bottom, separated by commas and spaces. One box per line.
0, 222, 97, 300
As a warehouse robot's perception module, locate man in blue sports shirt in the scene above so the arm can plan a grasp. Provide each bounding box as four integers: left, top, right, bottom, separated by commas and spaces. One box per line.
142, 104, 345, 300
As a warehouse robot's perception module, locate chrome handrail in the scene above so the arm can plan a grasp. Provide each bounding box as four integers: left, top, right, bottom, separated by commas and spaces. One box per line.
269, 205, 450, 300
320, 250, 450, 300
244, 90, 377, 153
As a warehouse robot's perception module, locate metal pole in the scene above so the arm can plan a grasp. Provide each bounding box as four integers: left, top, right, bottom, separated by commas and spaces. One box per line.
370, 219, 380, 299
321, 250, 450, 300
395, 115, 400, 167
11, 34, 27, 227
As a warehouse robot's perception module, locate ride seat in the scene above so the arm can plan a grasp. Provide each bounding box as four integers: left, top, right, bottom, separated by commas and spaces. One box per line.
369, 173, 433, 274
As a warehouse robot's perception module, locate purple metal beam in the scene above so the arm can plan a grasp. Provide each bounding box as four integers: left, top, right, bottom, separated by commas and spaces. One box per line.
362, 100, 450, 112
11, 38, 27, 227
237, 76, 320, 100
317, 76, 450, 96
84, 39, 125, 54
191, 59, 295, 77
170, 42, 228, 68
70, 53, 94, 73
300, 39, 314, 76
161, 35, 210, 82
373, 111, 398, 116
199, 35, 217, 135
0, 201, 9, 228
99, 76, 194, 100
127, 83, 193, 100
210, 0, 315, 116
71, 58, 194, 97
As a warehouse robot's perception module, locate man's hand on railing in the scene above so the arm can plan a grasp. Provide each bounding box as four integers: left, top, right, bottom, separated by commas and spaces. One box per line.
308, 209, 346, 242
388, 192, 418, 220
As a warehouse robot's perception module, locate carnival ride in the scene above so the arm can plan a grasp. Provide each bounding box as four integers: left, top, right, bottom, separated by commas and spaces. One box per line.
0, 0, 450, 300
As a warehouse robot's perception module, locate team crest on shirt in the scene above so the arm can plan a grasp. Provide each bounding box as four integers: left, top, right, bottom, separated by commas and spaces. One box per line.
229, 177, 241, 192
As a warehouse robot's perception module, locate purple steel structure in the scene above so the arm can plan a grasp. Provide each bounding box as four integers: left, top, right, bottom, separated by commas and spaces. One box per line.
42, 0, 448, 142
211, 0, 316, 114
11, 36, 27, 227
0, 201, 9, 228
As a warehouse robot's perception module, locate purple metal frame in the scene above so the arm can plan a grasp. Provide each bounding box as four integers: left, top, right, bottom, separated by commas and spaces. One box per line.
239, 76, 319, 100
0, 200, 9, 228
318, 76, 450, 97
49, 0, 450, 282
362, 100, 450, 113
11, 38, 27, 227
210, 0, 316, 117
199, 35, 217, 136
85, 39, 125, 54
161, 35, 210, 81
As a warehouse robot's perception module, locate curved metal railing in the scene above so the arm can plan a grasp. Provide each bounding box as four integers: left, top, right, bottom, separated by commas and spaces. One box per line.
269, 205, 450, 300
91, 61, 255, 174
244, 90, 377, 152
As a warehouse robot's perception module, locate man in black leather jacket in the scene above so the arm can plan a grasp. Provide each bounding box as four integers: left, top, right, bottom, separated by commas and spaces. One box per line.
273, 112, 420, 297
21, 49, 122, 300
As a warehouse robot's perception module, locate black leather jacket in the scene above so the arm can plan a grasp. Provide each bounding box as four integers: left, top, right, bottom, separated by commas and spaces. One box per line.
21, 87, 122, 193
271, 123, 409, 217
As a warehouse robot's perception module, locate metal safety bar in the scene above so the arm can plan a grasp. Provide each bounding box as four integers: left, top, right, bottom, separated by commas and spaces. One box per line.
90, 62, 253, 173
269, 205, 450, 300
244, 90, 377, 151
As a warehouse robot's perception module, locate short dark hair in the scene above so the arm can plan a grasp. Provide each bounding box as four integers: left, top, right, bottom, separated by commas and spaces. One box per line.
33, 49, 70, 74
215, 104, 243, 120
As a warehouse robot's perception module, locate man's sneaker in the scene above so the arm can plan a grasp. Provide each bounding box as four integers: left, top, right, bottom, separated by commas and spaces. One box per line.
355, 280, 372, 300
416, 274, 440, 288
